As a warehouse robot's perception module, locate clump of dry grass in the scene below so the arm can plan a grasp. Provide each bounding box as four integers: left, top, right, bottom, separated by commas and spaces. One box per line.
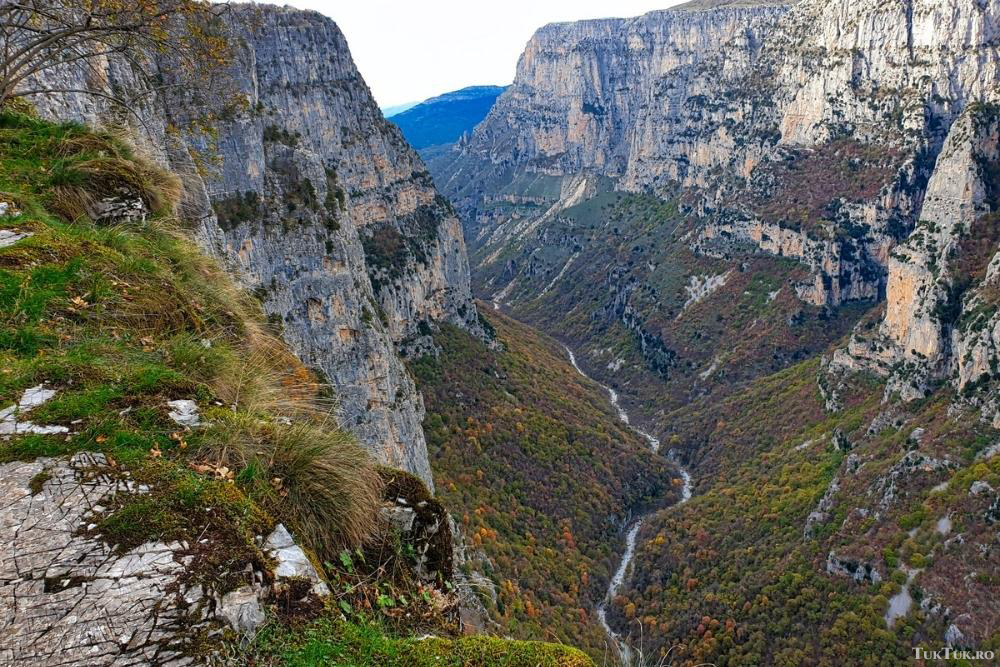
197, 412, 384, 558
210, 336, 333, 418
48, 128, 182, 222
172, 253, 383, 556
133, 219, 333, 418
185, 300, 383, 558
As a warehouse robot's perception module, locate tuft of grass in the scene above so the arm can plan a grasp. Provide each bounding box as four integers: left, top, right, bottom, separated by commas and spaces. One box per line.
195, 412, 384, 561
48, 146, 183, 223
205, 330, 334, 419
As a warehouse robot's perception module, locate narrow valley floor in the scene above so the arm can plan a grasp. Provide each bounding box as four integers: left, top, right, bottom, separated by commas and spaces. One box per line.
409, 310, 685, 658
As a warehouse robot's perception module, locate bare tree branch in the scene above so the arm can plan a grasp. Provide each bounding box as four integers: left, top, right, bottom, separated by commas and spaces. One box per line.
0, 0, 239, 123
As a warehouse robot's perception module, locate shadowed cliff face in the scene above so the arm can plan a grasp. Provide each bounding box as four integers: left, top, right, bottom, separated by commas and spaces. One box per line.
184, 7, 482, 488
29, 5, 483, 488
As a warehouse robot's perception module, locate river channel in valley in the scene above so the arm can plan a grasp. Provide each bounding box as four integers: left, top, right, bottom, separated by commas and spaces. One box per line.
564, 345, 692, 665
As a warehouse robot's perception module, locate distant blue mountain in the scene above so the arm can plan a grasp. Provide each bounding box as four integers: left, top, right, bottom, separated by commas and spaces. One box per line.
390, 85, 507, 150
382, 101, 419, 118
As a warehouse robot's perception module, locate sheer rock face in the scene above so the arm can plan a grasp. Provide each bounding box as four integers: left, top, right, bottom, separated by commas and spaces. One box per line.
458, 0, 997, 189
436, 0, 998, 310
839, 104, 1000, 418
440, 3, 789, 220
460, 4, 789, 184
432, 0, 999, 422
178, 6, 482, 487
29, 5, 483, 487
926, 107, 1000, 425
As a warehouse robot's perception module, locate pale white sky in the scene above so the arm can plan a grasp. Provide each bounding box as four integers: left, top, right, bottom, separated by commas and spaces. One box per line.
274, 1, 685, 108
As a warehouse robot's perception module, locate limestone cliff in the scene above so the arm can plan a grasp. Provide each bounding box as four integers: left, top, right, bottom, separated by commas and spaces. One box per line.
30, 5, 482, 488
455, 0, 998, 194
182, 7, 481, 488
429, 0, 999, 429
836, 103, 1000, 422
452, 2, 788, 185
436, 0, 998, 311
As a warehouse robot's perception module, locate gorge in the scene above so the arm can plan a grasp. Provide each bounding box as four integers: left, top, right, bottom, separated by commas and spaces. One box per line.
426, 0, 1000, 662
1, 0, 999, 665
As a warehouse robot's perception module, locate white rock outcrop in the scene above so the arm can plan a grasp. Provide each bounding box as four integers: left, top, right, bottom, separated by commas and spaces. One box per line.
0, 384, 69, 437
0, 453, 329, 664
264, 524, 330, 597
0, 453, 202, 665
0, 229, 30, 248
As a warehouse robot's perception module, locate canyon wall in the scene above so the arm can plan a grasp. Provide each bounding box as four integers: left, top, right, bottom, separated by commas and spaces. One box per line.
30, 5, 484, 487
437, 0, 998, 309
467, 2, 790, 182
432, 0, 999, 419
453, 0, 997, 191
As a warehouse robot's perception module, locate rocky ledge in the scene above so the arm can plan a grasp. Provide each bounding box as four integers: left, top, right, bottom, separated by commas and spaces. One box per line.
0, 453, 327, 666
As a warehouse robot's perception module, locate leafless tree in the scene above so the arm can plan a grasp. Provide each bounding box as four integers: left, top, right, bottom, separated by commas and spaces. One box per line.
0, 0, 235, 116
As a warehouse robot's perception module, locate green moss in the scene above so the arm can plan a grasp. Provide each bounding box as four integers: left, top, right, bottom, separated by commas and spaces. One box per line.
378, 466, 453, 584
249, 617, 594, 667
97, 495, 187, 550
28, 469, 51, 495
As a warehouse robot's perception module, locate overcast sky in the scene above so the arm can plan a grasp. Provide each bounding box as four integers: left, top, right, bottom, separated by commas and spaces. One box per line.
275, 1, 685, 108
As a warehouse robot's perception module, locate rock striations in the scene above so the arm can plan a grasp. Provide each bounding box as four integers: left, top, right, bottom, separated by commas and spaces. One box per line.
185, 7, 481, 488
432, 0, 1000, 420
837, 103, 1000, 421
30, 5, 483, 488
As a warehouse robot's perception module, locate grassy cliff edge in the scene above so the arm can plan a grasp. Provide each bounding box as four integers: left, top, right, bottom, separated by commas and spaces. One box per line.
0, 107, 593, 665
